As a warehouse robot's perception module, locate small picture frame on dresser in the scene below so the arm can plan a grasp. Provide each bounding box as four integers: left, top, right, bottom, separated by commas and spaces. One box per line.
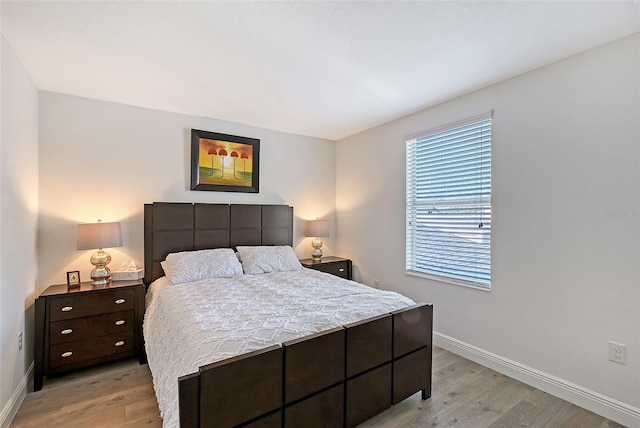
66, 270, 81, 288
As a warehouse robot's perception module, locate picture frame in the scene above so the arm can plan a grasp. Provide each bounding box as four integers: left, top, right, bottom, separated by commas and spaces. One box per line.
66, 270, 81, 288
191, 129, 260, 193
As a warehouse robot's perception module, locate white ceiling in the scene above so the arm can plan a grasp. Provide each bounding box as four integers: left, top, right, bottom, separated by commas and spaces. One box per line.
2, 1, 638, 140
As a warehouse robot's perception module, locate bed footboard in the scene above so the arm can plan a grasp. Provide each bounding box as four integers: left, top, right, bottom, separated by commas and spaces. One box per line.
177, 303, 433, 428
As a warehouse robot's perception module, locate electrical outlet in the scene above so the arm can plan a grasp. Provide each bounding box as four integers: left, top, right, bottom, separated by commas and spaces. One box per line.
608, 341, 626, 365
373, 279, 379, 288
18, 332, 23, 351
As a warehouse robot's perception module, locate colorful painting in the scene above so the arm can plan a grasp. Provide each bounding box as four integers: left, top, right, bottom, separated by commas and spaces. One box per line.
191, 129, 260, 192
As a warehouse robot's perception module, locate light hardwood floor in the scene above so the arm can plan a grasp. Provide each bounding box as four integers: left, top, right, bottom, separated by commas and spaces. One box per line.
11, 347, 624, 428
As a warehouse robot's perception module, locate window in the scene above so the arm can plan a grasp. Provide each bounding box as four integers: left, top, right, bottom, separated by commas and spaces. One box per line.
406, 114, 492, 289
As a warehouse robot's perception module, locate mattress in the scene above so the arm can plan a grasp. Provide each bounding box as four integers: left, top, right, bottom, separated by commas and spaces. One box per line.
143, 268, 415, 427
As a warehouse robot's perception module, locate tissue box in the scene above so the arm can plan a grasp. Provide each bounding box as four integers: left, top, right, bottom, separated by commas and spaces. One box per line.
111, 269, 144, 281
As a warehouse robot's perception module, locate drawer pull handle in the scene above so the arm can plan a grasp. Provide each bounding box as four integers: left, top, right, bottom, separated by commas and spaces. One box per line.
115, 320, 126, 326
61, 351, 73, 358
115, 299, 126, 305
61, 329, 73, 335
115, 341, 125, 347
61, 306, 73, 312
339, 268, 345, 272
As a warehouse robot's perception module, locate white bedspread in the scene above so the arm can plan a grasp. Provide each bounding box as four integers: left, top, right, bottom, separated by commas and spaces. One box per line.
143, 268, 415, 428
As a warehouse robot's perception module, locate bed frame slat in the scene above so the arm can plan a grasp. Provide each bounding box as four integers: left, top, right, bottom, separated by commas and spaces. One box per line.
345, 314, 392, 378
153, 202, 194, 229
178, 372, 200, 428
194, 203, 231, 249
194, 203, 230, 229
392, 303, 433, 358
230, 204, 262, 228
197, 345, 283, 428
392, 303, 433, 404
346, 363, 392, 428
284, 384, 344, 428
262, 205, 294, 246
243, 410, 282, 427
283, 327, 345, 404
393, 347, 432, 404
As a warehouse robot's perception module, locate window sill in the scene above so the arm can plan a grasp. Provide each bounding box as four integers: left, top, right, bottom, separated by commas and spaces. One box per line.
405, 270, 491, 292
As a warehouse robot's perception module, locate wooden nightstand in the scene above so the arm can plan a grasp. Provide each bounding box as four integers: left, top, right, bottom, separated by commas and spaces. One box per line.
299, 256, 353, 280
34, 279, 145, 391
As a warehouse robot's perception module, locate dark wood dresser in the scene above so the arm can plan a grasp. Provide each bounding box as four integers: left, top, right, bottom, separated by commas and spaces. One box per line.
299, 256, 353, 280
34, 279, 145, 391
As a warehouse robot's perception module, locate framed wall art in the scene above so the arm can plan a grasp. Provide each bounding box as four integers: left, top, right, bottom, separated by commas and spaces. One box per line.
191, 129, 260, 193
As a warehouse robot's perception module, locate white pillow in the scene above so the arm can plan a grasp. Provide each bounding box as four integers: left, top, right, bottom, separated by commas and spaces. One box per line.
236, 245, 302, 274
162, 248, 243, 285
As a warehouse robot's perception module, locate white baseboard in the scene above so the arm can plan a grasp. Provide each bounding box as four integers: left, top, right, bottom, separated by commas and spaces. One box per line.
434, 332, 640, 428
0, 362, 33, 428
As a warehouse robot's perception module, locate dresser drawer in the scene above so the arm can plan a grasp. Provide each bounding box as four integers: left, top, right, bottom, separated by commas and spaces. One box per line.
316, 262, 350, 279
49, 289, 135, 321
49, 331, 134, 369
49, 310, 134, 345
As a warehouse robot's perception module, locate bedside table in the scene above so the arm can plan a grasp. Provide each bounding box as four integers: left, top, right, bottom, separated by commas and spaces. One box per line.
299, 256, 353, 280
34, 279, 145, 391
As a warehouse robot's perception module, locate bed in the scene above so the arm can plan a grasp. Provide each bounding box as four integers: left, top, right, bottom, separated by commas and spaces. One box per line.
143, 202, 433, 428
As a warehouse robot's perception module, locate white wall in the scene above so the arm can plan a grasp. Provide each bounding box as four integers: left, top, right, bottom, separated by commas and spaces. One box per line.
38, 93, 337, 287
336, 34, 640, 424
0, 37, 39, 426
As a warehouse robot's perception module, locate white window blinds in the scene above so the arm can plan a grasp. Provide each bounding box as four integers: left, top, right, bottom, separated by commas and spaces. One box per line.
406, 115, 492, 288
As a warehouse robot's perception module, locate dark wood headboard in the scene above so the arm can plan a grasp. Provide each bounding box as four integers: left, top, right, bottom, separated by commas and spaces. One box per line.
144, 203, 294, 285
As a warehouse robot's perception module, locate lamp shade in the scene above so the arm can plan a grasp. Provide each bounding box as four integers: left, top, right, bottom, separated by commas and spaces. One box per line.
77, 221, 123, 250
304, 219, 329, 238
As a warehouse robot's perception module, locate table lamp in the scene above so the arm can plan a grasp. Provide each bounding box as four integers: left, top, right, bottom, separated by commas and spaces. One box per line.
304, 219, 329, 261
77, 220, 123, 285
